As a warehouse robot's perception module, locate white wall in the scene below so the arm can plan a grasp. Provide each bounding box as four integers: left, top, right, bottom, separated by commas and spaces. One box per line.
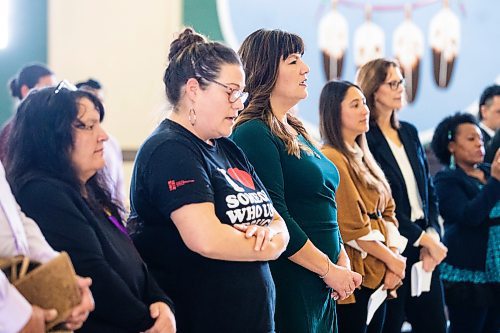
48, 0, 182, 204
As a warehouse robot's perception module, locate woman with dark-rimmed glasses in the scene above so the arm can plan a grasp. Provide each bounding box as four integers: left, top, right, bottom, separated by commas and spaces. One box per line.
359, 58, 448, 333
129, 28, 289, 332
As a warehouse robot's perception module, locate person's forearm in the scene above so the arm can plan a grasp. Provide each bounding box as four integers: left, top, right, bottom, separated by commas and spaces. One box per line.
194, 222, 287, 261
356, 239, 396, 265
288, 240, 332, 276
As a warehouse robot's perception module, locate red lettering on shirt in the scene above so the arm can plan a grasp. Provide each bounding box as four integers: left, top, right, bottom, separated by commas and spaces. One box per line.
168, 179, 195, 191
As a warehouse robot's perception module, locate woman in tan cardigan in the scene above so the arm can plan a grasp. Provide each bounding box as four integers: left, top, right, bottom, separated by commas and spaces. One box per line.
319, 80, 407, 333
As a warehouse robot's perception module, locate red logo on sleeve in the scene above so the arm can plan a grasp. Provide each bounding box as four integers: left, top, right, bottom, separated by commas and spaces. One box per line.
168, 179, 195, 191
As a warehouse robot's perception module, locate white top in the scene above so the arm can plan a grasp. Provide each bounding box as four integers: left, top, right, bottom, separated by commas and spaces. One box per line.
0, 161, 58, 332
387, 139, 425, 222
104, 135, 125, 206
479, 122, 495, 139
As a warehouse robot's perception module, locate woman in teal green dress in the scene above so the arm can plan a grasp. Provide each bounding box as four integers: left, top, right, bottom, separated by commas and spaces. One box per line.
231, 29, 362, 333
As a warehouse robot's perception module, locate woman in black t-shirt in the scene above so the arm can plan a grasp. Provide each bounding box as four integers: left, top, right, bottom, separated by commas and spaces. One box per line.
129, 28, 289, 333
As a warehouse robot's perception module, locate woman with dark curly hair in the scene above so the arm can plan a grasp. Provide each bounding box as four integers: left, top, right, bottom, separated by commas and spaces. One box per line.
431, 112, 500, 333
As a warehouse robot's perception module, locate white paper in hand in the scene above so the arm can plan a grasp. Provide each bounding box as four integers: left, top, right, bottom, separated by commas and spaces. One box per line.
411, 261, 433, 297
366, 285, 388, 325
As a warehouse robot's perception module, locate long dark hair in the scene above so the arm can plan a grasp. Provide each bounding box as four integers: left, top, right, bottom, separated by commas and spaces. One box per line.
5, 87, 121, 218
234, 28, 314, 158
319, 80, 391, 199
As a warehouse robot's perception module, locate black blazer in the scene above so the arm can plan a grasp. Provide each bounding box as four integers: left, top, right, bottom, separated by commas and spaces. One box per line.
434, 165, 500, 271
367, 122, 440, 246
484, 129, 499, 164
15, 175, 173, 332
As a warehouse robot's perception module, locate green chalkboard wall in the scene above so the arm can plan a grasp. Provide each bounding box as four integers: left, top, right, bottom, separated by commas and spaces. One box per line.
0, 0, 47, 125
183, 0, 223, 41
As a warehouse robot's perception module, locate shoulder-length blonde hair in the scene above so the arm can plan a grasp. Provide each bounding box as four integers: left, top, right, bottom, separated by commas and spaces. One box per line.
357, 58, 401, 129
234, 29, 314, 158
319, 80, 392, 204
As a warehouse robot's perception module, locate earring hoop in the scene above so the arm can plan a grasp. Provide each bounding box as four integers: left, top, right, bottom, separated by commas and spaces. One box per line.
188, 108, 196, 126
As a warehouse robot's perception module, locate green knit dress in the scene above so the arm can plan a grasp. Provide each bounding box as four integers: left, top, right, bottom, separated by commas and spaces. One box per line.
231, 119, 342, 333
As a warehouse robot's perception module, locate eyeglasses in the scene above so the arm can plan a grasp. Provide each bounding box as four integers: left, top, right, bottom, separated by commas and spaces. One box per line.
384, 79, 405, 91
206, 79, 248, 104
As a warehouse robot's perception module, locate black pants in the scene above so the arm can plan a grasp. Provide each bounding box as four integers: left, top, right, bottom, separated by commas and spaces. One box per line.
337, 287, 386, 333
448, 303, 500, 333
382, 246, 447, 333
444, 279, 500, 333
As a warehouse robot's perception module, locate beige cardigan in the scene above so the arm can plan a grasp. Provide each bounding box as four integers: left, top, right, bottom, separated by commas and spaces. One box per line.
322, 145, 399, 304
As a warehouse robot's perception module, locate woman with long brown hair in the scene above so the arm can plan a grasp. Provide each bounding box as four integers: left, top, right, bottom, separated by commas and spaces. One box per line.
319, 80, 407, 333
231, 29, 361, 333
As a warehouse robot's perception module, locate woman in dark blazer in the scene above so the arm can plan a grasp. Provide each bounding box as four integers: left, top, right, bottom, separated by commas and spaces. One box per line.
431, 112, 500, 333
358, 58, 448, 333
5, 85, 176, 332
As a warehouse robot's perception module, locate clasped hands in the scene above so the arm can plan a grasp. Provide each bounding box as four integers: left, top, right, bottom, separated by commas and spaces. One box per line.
233, 223, 277, 251
328, 255, 362, 301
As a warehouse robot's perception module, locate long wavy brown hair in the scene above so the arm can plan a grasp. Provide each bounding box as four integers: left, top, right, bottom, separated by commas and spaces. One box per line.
234, 29, 314, 158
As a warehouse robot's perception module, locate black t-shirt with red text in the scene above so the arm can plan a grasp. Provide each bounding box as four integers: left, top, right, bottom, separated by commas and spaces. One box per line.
130, 119, 276, 333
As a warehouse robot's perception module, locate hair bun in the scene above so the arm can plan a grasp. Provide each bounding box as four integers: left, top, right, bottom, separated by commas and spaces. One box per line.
168, 27, 206, 61
8, 78, 21, 99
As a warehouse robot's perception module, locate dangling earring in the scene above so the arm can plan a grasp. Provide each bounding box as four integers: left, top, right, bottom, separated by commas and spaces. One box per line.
449, 154, 456, 170
188, 108, 196, 126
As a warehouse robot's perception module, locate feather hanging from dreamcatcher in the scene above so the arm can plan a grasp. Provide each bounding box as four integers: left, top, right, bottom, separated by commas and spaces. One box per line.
354, 5, 385, 68
393, 6, 424, 103
429, 0, 461, 88
318, 0, 349, 80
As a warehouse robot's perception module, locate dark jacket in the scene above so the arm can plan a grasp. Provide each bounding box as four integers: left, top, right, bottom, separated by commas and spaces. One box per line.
15, 175, 173, 332
484, 129, 499, 164
434, 165, 500, 271
479, 126, 493, 147
367, 121, 440, 245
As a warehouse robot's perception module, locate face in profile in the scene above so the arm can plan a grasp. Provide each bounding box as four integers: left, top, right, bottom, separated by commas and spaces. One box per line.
448, 123, 485, 166
195, 63, 246, 139
272, 53, 309, 105
70, 97, 108, 183
21, 74, 57, 99
481, 95, 500, 131
374, 65, 405, 111
341, 87, 370, 138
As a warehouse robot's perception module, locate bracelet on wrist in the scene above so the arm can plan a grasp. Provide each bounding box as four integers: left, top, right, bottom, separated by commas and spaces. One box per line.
318, 254, 330, 279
